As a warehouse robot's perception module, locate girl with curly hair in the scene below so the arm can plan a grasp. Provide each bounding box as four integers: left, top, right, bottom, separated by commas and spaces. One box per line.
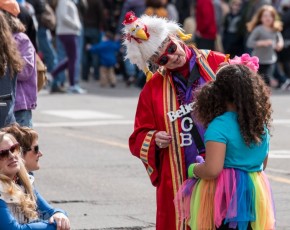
175, 64, 275, 230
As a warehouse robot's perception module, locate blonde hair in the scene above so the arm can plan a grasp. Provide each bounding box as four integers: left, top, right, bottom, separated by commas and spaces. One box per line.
247, 5, 283, 32
0, 132, 38, 220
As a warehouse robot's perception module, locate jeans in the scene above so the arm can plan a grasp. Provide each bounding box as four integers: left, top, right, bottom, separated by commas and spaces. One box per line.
82, 27, 101, 80
37, 27, 57, 72
52, 36, 67, 88
14, 110, 33, 128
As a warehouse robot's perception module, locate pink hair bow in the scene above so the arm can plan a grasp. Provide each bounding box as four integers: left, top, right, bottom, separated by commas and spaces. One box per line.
228, 53, 259, 73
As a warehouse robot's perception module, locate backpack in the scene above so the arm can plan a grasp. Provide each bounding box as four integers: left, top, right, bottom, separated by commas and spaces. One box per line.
41, 3, 56, 31
36, 54, 47, 92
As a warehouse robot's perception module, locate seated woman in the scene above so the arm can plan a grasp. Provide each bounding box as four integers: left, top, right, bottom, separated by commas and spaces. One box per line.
0, 130, 70, 230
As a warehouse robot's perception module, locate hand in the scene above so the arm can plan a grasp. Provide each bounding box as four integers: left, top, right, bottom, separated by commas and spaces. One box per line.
49, 212, 70, 230
155, 131, 172, 149
275, 42, 283, 52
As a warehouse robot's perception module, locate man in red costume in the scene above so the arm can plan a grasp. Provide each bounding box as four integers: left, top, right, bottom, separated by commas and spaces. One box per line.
123, 11, 227, 230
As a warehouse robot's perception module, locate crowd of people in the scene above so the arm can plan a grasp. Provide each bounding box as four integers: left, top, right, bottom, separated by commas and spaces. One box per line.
4, 0, 290, 94
0, 0, 288, 229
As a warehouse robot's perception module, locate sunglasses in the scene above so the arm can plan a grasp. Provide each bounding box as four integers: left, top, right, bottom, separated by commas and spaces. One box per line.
24, 145, 40, 154
156, 40, 178, 66
0, 143, 20, 160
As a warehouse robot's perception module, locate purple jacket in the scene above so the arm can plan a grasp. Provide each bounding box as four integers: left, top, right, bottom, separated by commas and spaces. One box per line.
13, 32, 37, 111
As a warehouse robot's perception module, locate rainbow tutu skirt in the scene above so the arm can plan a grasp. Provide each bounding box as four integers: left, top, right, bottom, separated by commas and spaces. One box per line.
174, 168, 275, 230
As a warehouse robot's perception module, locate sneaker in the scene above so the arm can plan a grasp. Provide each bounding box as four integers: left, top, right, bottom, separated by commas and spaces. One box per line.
50, 85, 66, 94
67, 85, 87, 94
280, 79, 290, 90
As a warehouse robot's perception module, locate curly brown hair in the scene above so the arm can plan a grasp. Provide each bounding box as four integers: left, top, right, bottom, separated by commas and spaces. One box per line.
0, 11, 23, 77
193, 64, 272, 146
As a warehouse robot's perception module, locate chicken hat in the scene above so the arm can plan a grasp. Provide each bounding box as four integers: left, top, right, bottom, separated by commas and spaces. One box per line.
122, 11, 191, 82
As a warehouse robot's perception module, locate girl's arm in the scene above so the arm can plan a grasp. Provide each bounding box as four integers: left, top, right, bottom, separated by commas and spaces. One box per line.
35, 189, 66, 220
275, 32, 284, 52
0, 200, 56, 230
194, 141, 226, 179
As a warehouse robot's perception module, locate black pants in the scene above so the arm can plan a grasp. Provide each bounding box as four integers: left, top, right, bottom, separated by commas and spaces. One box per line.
258, 63, 275, 86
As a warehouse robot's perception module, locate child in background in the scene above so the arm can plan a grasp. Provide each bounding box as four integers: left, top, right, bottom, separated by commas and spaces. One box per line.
246, 5, 284, 86
87, 31, 120, 88
175, 59, 275, 230
222, 0, 243, 57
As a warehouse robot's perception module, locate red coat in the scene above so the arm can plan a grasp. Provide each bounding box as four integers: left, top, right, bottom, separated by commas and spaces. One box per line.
129, 48, 226, 230
196, 0, 217, 40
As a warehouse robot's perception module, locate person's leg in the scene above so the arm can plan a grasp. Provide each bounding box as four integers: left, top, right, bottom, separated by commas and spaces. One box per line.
55, 35, 67, 86
59, 35, 78, 87
99, 66, 107, 87
51, 58, 69, 78
14, 110, 33, 128
82, 27, 100, 81
108, 67, 117, 87
258, 64, 271, 86
82, 28, 90, 81
37, 27, 57, 73
75, 27, 84, 84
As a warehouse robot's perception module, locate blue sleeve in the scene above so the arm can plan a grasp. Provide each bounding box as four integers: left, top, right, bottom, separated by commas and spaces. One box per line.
0, 199, 56, 230
90, 42, 107, 54
35, 189, 67, 220
204, 118, 228, 144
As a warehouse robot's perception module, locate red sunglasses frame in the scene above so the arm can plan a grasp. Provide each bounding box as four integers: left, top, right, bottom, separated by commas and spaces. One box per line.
156, 40, 178, 66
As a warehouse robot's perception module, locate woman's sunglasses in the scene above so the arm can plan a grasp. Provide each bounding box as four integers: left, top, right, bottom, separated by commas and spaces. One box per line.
156, 40, 178, 66
0, 143, 20, 160
24, 145, 39, 154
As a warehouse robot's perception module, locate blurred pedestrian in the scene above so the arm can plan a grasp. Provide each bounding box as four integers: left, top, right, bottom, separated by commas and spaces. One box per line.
87, 32, 120, 88
51, 0, 86, 94
278, 0, 290, 90
0, 7, 23, 128
223, 0, 244, 57
247, 5, 284, 86
1, 4, 37, 128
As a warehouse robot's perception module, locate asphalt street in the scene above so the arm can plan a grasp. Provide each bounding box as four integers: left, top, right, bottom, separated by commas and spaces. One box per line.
32, 79, 290, 230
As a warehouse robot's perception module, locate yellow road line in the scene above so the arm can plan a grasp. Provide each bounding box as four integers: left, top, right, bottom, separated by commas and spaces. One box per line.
65, 132, 129, 149
267, 174, 290, 185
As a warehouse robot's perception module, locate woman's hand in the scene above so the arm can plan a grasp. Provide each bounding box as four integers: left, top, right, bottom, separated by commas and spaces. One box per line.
155, 131, 172, 149
49, 212, 70, 230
